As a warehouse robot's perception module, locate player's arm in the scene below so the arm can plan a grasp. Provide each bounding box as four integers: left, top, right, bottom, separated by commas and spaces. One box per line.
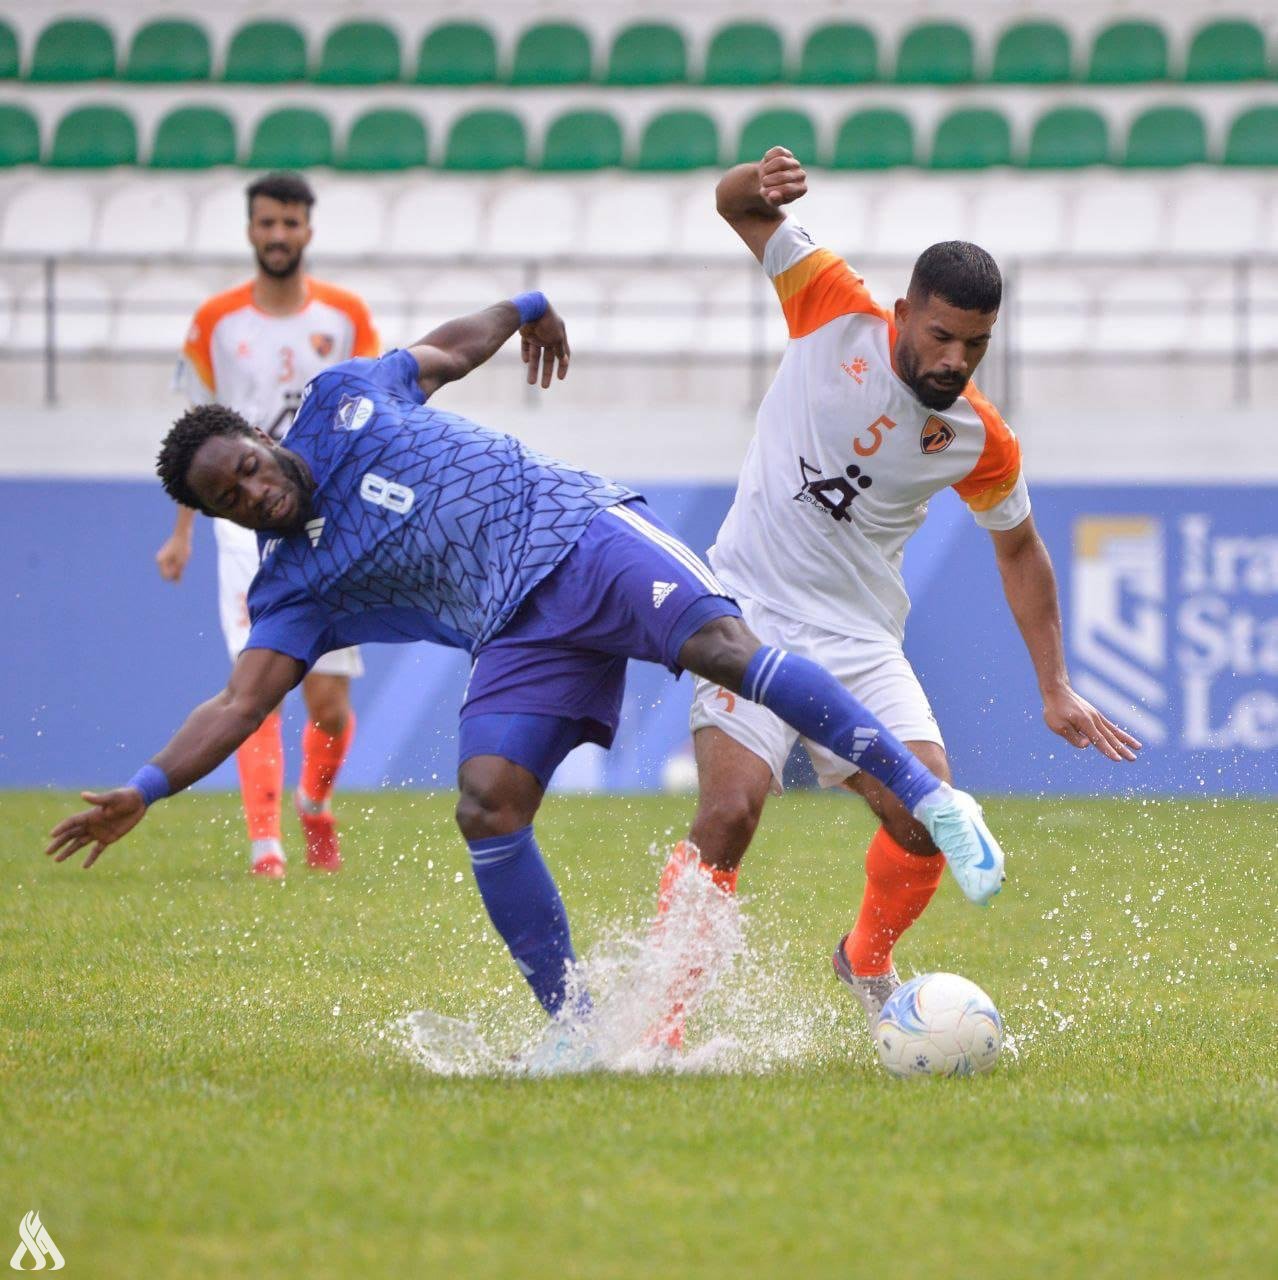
406, 295, 569, 398
716, 146, 808, 263
156, 504, 197, 582
44, 648, 304, 868
989, 516, 1141, 762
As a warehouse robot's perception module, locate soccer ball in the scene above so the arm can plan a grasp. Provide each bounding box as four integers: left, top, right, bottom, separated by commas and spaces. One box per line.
873, 973, 1003, 1078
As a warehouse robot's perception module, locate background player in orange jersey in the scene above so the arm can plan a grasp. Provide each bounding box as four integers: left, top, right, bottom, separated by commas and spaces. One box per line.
154, 172, 379, 878
654, 148, 1142, 1041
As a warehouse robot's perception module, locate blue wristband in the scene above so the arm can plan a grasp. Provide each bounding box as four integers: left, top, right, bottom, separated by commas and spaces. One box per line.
512, 291, 548, 326
127, 763, 171, 807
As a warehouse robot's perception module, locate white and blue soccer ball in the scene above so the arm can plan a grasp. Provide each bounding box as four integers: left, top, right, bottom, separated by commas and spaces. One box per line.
873, 973, 1003, 1078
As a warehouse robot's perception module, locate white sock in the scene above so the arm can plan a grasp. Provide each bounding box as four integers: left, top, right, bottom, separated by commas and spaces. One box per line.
295, 788, 330, 817
251, 837, 284, 864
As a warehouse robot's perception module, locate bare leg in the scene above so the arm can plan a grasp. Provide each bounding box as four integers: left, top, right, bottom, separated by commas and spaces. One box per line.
686, 727, 774, 870
845, 741, 953, 855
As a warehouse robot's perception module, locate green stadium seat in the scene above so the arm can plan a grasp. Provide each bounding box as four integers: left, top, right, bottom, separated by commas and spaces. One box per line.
1224, 106, 1278, 165
0, 105, 39, 165
1087, 21, 1168, 83
991, 21, 1071, 83
1124, 106, 1207, 167
341, 109, 427, 170
123, 20, 210, 82
633, 109, 718, 170
1185, 21, 1266, 82
224, 21, 307, 83
541, 110, 622, 170
795, 23, 877, 84
48, 105, 136, 166
443, 109, 525, 169
931, 108, 1011, 169
314, 20, 401, 85
703, 22, 783, 85
150, 106, 236, 168
830, 109, 914, 169
1024, 107, 1109, 168
29, 19, 115, 81
510, 22, 591, 85
415, 22, 497, 84
737, 109, 817, 165
0, 21, 20, 79
894, 22, 973, 84
605, 23, 686, 85
248, 108, 332, 168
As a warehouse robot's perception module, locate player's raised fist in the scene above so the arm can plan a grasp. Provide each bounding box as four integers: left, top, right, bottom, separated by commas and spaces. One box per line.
758, 146, 807, 207
156, 532, 192, 583
520, 302, 571, 390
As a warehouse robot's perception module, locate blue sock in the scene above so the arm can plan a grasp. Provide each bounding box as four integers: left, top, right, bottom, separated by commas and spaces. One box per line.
467, 826, 580, 1016
742, 647, 941, 812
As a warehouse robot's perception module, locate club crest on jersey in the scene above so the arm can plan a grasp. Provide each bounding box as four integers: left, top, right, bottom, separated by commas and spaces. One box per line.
921, 416, 956, 455
333, 394, 374, 432
310, 333, 334, 357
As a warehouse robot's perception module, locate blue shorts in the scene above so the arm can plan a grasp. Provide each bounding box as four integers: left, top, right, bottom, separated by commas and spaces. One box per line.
458, 500, 740, 780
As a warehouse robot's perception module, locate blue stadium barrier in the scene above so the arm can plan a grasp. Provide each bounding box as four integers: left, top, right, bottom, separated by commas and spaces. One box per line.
2, 479, 1274, 795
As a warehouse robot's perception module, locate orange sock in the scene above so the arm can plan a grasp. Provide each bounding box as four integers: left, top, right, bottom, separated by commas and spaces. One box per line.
298, 712, 355, 810
845, 826, 944, 976
657, 839, 738, 915
236, 710, 284, 841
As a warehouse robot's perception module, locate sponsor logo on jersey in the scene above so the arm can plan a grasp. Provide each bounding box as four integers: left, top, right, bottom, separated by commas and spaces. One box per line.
840, 356, 869, 385
794, 456, 873, 522
334, 395, 374, 432
305, 517, 326, 547
311, 333, 334, 357
920, 416, 956, 454
652, 581, 678, 609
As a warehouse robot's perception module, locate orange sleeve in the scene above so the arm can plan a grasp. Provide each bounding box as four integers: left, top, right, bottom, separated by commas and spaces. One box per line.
953, 384, 1022, 512
773, 250, 891, 339
310, 280, 381, 357
182, 283, 254, 395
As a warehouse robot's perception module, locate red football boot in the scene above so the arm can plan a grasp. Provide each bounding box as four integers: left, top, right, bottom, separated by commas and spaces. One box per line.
296, 799, 342, 872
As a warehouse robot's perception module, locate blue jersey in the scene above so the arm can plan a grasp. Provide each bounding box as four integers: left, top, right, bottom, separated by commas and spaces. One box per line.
243, 349, 636, 668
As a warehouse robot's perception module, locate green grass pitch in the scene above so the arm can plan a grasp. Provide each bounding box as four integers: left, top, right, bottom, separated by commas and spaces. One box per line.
2, 790, 1275, 1278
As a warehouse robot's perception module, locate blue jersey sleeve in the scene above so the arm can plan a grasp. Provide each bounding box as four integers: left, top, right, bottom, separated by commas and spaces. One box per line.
243, 586, 336, 671
316, 349, 424, 406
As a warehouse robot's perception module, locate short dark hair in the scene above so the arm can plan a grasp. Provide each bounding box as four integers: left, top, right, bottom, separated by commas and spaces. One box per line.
157, 404, 255, 511
245, 171, 316, 217
908, 241, 1002, 314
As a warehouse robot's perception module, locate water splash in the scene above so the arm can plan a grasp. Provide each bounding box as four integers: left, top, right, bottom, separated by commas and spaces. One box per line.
391, 853, 843, 1077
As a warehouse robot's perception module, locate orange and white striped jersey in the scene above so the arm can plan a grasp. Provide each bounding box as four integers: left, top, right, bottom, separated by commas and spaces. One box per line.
709, 219, 1030, 642
175, 278, 379, 439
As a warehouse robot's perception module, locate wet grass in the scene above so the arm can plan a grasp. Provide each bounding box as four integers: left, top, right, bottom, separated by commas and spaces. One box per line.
2, 790, 1274, 1278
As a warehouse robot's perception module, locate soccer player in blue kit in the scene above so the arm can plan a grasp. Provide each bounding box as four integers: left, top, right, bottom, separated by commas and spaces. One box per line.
47, 292, 1008, 1023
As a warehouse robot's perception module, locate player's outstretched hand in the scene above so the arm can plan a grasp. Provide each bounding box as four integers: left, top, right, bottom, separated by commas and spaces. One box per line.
156, 533, 191, 583
521, 304, 570, 389
45, 787, 147, 868
758, 146, 807, 207
1043, 687, 1142, 762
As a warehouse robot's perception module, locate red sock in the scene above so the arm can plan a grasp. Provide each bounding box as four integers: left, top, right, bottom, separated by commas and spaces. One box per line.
845, 826, 944, 976
657, 839, 738, 915
236, 711, 283, 841
299, 712, 355, 809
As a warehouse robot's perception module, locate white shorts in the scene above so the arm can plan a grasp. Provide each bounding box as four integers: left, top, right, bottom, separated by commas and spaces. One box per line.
213, 518, 364, 678
689, 594, 942, 794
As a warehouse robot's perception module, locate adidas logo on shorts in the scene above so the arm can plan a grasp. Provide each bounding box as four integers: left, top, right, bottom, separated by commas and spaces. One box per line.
652, 581, 678, 609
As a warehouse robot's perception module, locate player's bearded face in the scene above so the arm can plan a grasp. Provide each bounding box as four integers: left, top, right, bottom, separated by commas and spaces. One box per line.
894, 296, 996, 411
247, 197, 312, 281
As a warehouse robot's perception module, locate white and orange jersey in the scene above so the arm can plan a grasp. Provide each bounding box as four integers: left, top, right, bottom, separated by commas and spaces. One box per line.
175, 278, 380, 439
709, 218, 1030, 642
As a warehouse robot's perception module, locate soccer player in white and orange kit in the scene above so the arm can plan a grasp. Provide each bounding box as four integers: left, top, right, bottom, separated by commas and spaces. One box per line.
155, 172, 379, 877
654, 148, 1141, 1039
